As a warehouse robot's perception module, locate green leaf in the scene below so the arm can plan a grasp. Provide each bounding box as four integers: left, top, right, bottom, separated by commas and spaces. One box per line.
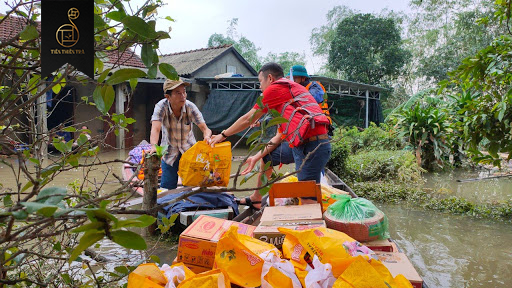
246, 130, 262, 145
28, 157, 40, 165
97, 68, 111, 83
150, 255, 161, 264
106, 11, 125, 22
121, 16, 157, 39
129, 78, 138, 91
37, 187, 67, 205
165, 16, 175, 22
141, 43, 154, 67
159, 63, 179, 80
115, 215, 156, 228
154, 144, 168, 158
147, 64, 157, 79
69, 231, 105, 262
114, 266, 130, 275
20, 25, 38, 40
12, 210, 28, 220
61, 273, 72, 285
93, 86, 106, 114
37, 206, 59, 217
267, 117, 288, 127
85, 209, 118, 224
94, 85, 115, 114
53, 242, 62, 251
20, 202, 58, 215
111, 230, 147, 250
71, 222, 105, 233
106, 69, 147, 85
63, 127, 77, 132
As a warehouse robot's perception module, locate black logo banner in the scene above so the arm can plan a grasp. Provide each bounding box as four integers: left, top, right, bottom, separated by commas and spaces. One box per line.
41, 0, 94, 79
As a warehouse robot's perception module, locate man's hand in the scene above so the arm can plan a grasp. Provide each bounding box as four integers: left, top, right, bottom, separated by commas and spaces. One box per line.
208, 134, 225, 147
241, 156, 259, 175
147, 145, 157, 155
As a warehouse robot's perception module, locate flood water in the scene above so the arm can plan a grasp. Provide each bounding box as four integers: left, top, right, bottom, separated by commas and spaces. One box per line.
423, 169, 512, 204
1, 149, 511, 287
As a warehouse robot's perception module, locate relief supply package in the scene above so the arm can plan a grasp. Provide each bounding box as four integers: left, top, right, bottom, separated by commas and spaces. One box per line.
323, 194, 389, 242
178, 141, 231, 187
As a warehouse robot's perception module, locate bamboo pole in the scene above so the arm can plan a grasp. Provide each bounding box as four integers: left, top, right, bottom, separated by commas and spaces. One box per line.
142, 154, 160, 236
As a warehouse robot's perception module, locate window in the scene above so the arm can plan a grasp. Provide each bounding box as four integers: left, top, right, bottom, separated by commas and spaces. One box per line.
227, 65, 236, 74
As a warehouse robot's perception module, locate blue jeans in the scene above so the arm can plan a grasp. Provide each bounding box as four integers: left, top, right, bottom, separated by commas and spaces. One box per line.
160, 153, 182, 190
262, 141, 295, 166
292, 138, 331, 183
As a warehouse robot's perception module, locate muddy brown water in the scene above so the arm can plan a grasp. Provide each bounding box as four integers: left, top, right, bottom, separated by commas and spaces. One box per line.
1, 149, 511, 287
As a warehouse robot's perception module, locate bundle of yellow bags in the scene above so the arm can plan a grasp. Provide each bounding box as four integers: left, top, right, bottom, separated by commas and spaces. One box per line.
128, 226, 413, 288
127, 262, 231, 288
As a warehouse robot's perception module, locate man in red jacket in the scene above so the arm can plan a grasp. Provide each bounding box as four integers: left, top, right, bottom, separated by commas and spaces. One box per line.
209, 62, 331, 204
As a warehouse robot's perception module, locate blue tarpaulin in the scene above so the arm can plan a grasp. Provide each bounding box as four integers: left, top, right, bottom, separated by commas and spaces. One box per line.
157, 191, 239, 218
201, 90, 260, 131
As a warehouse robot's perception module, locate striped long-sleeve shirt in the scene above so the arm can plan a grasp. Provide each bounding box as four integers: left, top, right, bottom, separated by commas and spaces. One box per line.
151, 99, 205, 165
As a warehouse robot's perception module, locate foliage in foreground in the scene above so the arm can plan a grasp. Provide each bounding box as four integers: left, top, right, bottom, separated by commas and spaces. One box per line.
0, 0, 179, 286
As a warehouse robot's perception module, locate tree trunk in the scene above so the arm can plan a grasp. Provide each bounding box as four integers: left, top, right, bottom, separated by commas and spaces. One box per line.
142, 154, 160, 236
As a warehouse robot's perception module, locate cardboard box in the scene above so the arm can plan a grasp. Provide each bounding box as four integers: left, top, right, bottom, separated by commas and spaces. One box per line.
375, 252, 423, 288
362, 238, 395, 252
253, 204, 325, 248
172, 257, 211, 274
177, 215, 256, 269
179, 207, 234, 226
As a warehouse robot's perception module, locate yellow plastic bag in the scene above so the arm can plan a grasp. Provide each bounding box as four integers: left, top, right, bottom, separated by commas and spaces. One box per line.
279, 227, 357, 277
178, 141, 231, 187
215, 226, 279, 287
177, 269, 231, 288
260, 250, 302, 288
160, 263, 195, 288
332, 256, 413, 288
127, 263, 167, 288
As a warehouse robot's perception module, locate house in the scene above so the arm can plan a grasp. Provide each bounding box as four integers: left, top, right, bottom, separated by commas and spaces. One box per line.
127, 45, 258, 145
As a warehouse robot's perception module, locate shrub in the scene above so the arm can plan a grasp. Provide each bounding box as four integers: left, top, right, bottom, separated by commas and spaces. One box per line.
342, 150, 424, 184
334, 123, 405, 154
327, 140, 350, 179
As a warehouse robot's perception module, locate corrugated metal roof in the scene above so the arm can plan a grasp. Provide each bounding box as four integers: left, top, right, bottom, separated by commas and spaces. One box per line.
160, 44, 233, 77
0, 15, 145, 68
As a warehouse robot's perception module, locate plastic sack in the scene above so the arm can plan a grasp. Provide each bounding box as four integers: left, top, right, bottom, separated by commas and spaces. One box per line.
259, 250, 302, 288
279, 227, 357, 277
160, 263, 195, 288
324, 194, 389, 242
178, 141, 231, 187
215, 226, 279, 287
332, 256, 413, 288
320, 185, 349, 211
127, 263, 167, 288
304, 255, 337, 288
177, 269, 231, 288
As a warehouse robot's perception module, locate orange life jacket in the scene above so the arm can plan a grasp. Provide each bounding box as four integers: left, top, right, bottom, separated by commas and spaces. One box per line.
305, 81, 332, 124
137, 150, 163, 180
271, 79, 330, 147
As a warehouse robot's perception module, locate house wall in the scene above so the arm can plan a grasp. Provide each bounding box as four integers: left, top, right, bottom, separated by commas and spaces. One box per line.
73, 84, 103, 139
193, 52, 256, 78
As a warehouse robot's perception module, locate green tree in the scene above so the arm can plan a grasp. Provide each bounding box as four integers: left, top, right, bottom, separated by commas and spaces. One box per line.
262, 51, 306, 75
328, 13, 410, 85
310, 5, 356, 59
445, 0, 512, 166
207, 18, 262, 70
407, 0, 502, 83
0, 0, 179, 286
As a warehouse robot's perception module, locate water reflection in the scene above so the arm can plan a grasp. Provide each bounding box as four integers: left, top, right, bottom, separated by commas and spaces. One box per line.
381, 203, 512, 288
424, 170, 512, 204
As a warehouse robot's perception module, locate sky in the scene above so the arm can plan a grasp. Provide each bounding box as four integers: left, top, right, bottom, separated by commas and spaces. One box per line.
155, 0, 411, 73
0, 0, 411, 74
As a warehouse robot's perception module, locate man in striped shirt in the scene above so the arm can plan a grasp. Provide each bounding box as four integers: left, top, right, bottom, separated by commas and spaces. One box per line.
149, 78, 212, 189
